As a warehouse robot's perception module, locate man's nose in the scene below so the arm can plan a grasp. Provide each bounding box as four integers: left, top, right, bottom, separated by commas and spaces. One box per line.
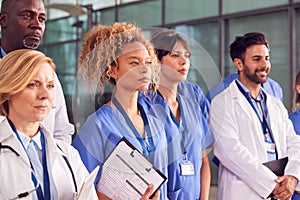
30, 16, 43, 30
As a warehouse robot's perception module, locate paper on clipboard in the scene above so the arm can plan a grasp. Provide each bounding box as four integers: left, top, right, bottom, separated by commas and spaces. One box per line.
77, 165, 99, 200
98, 137, 167, 200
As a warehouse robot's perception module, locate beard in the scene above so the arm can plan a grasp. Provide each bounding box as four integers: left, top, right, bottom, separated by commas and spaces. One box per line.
23, 38, 40, 50
243, 63, 269, 84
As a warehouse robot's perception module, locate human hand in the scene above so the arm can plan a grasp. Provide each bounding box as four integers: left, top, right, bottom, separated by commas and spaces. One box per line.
272, 175, 298, 200
140, 184, 160, 200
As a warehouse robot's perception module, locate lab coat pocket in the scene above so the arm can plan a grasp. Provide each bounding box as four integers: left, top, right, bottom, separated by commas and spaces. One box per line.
229, 179, 256, 199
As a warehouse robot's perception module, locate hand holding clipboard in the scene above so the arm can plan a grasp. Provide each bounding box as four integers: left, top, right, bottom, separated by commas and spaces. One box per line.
97, 137, 167, 200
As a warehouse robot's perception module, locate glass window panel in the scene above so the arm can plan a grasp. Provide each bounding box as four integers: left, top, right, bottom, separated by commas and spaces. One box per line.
118, 0, 161, 27
225, 11, 290, 109
79, 0, 143, 10
81, 0, 116, 10
48, 0, 77, 3
223, 0, 287, 14
58, 75, 76, 97
165, 0, 218, 24
43, 42, 77, 96
45, 17, 78, 43
174, 23, 219, 94
98, 9, 116, 25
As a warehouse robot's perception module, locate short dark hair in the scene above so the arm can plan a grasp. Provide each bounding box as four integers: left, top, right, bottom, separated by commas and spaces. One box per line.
151, 30, 190, 61
1, 0, 45, 13
1, 0, 10, 13
229, 32, 269, 62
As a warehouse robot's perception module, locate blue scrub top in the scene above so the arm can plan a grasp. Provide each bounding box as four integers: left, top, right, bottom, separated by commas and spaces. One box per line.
139, 81, 214, 200
289, 109, 300, 135
289, 109, 300, 200
72, 104, 169, 200
177, 81, 210, 120
206, 72, 283, 103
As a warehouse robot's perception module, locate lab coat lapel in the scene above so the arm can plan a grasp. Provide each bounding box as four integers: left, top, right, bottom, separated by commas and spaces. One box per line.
229, 82, 259, 121
40, 124, 75, 199
229, 83, 267, 158
39, 124, 61, 169
0, 118, 30, 161
264, 94, 282, 158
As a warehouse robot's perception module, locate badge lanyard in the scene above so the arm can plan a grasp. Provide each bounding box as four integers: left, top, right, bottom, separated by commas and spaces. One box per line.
8, 119, 50, 200
112, 97, 154, 155
235, 81, 278, 160
157, 91, 194, 175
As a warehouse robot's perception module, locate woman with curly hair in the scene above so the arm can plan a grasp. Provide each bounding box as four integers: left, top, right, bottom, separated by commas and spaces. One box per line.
72, 22, 167, 200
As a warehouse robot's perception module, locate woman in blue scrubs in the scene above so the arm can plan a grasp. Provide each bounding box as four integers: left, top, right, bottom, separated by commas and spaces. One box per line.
72, 22, 168, 200
290, 71, 300, 200
140, 30, 214, 200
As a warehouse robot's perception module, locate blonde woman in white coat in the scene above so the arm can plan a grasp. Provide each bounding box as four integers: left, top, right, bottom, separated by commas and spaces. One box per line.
0, 49, 97, 200
210, 32, 300, 200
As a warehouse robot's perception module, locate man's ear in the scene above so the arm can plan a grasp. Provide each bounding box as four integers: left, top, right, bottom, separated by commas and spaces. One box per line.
233, 58, 243, 72
0, 12, 8, 28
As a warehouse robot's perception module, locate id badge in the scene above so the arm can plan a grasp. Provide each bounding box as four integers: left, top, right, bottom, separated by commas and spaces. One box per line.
180, 160, 195, 176
71, 192, 78, 200
265, 140, 276, 154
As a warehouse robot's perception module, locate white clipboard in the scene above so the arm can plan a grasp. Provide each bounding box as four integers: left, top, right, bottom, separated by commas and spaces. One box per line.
77, 166, 99, 199
98, 137, 167, 200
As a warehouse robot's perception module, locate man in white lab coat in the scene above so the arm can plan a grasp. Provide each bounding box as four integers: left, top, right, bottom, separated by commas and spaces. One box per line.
210, 32, 300, 200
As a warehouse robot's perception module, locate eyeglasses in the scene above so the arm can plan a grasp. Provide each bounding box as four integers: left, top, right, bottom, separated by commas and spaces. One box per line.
0, 144, 41, 200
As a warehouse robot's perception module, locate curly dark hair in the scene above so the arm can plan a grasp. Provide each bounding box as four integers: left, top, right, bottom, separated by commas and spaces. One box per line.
78, 22, 159, 92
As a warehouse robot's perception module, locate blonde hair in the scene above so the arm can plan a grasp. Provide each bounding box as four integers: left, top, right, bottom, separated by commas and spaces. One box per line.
78, 22, 159, 92
0, 49, 56, 116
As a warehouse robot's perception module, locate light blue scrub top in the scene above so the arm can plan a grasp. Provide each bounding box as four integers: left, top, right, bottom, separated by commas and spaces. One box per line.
289, 109, 300, 135
177, 81, 210, 120
72, 103, 169, 200
289, 110, 300, 200
206, 72, 283, 103
139, 81, 214, 200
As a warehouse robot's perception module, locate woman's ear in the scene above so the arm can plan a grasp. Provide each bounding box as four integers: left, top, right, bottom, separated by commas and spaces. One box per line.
296, 84, 300, 94
108, 65, 118, 80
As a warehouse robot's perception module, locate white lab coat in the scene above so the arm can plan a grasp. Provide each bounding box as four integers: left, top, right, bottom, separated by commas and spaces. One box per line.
210, 81, 300, 200
0, 118, 97, 200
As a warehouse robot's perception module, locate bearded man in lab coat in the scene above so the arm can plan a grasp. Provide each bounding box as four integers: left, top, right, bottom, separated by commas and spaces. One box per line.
210, 32, 300, 200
